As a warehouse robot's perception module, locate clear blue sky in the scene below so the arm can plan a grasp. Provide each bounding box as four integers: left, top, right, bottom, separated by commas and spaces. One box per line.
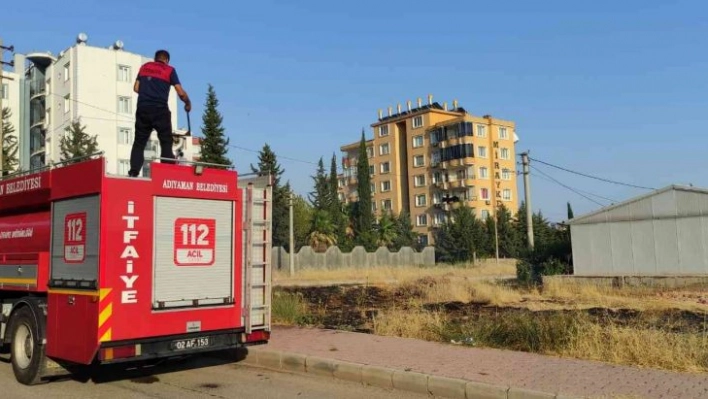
4, 0, 708, 221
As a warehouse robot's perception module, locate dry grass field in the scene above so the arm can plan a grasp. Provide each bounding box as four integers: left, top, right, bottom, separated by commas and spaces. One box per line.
272, 261, 708, 373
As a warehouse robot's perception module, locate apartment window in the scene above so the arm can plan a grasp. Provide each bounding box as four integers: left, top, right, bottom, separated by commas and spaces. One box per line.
366, 147, 374, 158
416, 214, 428, 226
0, 83, 7, 99
381, 181, 391, 192
369, 165, 375, 175
117, 159, 130, 176
433, 191, 443, 204
476, 125, 486, 137
478, 146, 487, 158
63, 127, 71, 140
499, 127, 509, 140
432, 171, 442, 184
64, 94, 71, 114
371, 183, 376, 193
481, 210, 490, 220
379, 124, 389, 137
63, 63, 70, 81
118, 96, 132, 114
413, 135, 424, 148
372, 202, 377, 212
118, 127, 132, 144
338, 179, 344, 188
379, 143, 390, 156
117, 65, 132, 82
479, 167, 489, 179
502, 168, 511, 180
382, 199, 392, 210
413, 155, 425, 167
415, 194, 427, 207
480, 188, 490, 200
412, 116, 423, 129
503, 189, 512, 201
414, 175, 426, 187
339, 193, 345, 201
433, 213, 445, 226
500, 148, 510, 160
380, 162, 390, 174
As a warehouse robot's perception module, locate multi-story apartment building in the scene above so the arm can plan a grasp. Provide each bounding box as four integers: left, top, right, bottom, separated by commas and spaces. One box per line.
1, 68, 22, 174
1, 33, 199, 176
338, 95, 519, 245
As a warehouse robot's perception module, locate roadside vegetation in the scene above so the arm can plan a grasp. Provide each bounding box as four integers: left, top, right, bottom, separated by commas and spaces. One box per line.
272, 264, 708, 373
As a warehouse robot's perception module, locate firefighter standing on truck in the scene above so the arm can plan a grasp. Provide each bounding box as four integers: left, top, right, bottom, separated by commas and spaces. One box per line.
128, 49, 192, 177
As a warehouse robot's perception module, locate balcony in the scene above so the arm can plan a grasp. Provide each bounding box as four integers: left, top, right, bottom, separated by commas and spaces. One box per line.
30, 81, 47, 99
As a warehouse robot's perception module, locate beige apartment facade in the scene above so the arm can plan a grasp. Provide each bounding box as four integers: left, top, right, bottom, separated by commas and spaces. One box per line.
338, 95, 519, 245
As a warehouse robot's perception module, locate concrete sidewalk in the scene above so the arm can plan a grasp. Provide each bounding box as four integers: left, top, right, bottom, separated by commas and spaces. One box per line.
241, 326, 708, 399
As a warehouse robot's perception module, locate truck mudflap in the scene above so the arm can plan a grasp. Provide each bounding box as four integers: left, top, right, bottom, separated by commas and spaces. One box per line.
96, 328, 269, 364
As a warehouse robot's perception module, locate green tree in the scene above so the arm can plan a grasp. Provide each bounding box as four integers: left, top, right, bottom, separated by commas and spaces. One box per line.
292, 194, 313, 252
567, 202, 574, 220
351, 130, 375, 249
391, 211, 418, 251
308, 209, 337, 252
251, 143, 290, 249
308, 157, 329, 210
59, 119, 99, 164
434, 205, 486, 263
495, 203, 522, 258
1, 107, 19, 175
374, 211, 397, 247
198, 84, 232, 166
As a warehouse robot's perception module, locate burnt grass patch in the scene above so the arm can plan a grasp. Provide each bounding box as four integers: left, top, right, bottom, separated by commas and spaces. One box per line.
276, 285, 708, 337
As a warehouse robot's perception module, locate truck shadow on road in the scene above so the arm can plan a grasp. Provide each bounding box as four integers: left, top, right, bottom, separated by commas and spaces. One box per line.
40, 347, 253, 386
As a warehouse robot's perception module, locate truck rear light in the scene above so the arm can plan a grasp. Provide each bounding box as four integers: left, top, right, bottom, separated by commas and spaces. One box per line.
99, 344, 141, 361
243, 330, 270, 343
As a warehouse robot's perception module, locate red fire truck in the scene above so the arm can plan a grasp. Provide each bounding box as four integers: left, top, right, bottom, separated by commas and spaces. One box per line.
0, 154, 272, 385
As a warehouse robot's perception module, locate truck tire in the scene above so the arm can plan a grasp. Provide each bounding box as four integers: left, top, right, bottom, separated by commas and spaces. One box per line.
9, 306, 46, 385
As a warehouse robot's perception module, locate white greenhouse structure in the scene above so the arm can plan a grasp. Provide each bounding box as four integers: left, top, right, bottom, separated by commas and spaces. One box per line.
568, 185, 708, 276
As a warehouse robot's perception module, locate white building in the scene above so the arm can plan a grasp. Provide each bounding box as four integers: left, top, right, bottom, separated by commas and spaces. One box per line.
1, 69, 21, 174
5, 33, 199, 176
568, 185, 708, 276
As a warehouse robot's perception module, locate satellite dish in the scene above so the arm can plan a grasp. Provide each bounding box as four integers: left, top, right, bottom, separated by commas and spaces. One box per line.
77, 33, 88, 43
114, 40, 124, 50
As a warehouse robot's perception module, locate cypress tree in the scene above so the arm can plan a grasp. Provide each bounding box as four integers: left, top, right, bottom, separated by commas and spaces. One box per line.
198, 84, 232, 166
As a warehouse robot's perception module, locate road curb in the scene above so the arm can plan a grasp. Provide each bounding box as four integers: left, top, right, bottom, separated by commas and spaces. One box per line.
242, 347, 586, 399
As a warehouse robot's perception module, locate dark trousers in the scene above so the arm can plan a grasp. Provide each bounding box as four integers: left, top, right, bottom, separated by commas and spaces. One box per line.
129, 106, 175, 176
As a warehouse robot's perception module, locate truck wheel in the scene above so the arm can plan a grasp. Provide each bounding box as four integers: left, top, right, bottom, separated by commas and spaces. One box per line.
9, 306, 45, 385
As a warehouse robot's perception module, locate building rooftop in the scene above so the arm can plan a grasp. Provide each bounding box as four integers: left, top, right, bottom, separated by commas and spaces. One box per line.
340, 138, 373, 151
568, 184, 708, 225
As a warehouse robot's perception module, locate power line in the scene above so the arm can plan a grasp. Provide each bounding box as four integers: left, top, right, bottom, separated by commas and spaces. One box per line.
530, 164, 606, 207
532, 170, 619, 203
528, 156, 656, 191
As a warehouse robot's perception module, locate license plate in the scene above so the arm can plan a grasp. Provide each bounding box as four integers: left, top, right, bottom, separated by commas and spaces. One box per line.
170, 337, 211, 351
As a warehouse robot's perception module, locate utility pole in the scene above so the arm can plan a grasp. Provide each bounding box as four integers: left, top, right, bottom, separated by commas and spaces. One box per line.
493, 205, 500, 264
521, 152, 534, 249
288, 193, 295, 276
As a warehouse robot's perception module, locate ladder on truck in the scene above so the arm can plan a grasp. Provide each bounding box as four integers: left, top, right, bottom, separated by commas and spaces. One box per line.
239, 173, 273, 334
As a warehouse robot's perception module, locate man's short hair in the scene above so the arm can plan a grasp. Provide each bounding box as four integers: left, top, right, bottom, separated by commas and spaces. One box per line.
155, 50, 170, 62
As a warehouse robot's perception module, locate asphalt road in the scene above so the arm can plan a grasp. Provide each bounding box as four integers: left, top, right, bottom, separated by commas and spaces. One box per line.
0, 352, 427, 399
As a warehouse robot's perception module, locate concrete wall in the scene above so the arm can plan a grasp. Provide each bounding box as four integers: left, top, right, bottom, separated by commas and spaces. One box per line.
271, 246, 435, 271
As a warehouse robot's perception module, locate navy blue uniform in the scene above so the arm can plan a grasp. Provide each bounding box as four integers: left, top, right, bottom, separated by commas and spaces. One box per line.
129, 60, 181, 176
